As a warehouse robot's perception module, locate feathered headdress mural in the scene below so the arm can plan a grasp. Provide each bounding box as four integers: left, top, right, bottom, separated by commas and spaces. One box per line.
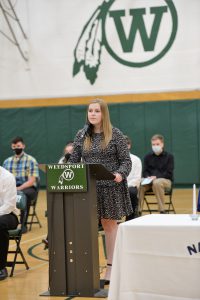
73, 0, 115, 84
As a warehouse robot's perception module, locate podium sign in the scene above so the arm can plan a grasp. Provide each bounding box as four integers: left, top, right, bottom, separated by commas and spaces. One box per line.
46, 163, 87, 192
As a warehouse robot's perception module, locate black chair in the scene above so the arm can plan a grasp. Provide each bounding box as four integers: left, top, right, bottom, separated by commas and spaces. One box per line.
7, 191, 30, 276
26, 183, 42, 231
26, 191, 42, 231
142, 186, 176, 214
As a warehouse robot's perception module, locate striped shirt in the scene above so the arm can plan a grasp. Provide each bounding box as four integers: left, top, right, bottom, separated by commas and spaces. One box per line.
3, 152, 39, 187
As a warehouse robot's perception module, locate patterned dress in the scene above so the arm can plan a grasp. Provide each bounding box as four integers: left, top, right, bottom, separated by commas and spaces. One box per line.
69, 127, 133, 220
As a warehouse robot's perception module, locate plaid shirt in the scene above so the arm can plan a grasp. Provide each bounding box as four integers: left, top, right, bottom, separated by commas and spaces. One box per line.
3, 152, 39, 187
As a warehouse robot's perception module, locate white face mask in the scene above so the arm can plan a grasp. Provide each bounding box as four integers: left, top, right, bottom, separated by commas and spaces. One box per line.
152, 145, 162, 155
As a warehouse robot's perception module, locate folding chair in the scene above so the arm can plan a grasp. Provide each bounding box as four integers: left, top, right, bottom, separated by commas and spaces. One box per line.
98, 229, 107, 259
26, 189, 42, 231
142, 186, 176, 214
26, 180, 42, 231
7, 191, 29, 276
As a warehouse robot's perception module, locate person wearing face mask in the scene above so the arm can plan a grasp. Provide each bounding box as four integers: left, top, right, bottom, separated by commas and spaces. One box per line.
58, 141, 74, 164
3, 136, 39, 233
138, 134, 174, 214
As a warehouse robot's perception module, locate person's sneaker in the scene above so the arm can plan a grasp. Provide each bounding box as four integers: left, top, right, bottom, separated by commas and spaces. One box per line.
0, 268, 8, 281
160, 211, 166, 214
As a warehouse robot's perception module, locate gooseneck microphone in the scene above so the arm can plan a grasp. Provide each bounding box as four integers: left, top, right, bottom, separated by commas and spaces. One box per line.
81, 123, 92, 138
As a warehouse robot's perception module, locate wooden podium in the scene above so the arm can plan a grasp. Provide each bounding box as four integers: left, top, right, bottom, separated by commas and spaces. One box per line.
41, 163, 114, 298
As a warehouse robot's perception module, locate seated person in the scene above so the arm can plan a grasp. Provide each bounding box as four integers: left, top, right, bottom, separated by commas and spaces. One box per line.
58, 141, 74, 163
139, 134, 174, 214
124, 136, 142, 220
0, 166, 19, 281
3, 136, 39, 233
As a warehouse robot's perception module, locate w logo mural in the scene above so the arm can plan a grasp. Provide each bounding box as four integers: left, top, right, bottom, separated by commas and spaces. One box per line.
73, 0, 178, 84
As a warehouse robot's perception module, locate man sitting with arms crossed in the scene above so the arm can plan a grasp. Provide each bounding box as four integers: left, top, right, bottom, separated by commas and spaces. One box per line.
0, 165, 19, 280
3, 136, 39, 233
139, 134, 174, 214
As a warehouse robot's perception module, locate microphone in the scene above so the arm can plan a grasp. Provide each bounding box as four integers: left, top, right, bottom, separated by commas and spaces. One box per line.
81, 123, 91, 138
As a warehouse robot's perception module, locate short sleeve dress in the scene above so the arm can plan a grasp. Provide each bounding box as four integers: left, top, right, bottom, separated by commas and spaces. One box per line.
68, 127, 133, 220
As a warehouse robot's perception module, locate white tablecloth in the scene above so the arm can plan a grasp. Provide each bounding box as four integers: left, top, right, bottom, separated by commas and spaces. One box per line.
108, 214, 200, 300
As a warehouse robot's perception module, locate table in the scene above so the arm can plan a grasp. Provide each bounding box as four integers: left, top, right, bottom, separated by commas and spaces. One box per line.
108, 214, 200, 300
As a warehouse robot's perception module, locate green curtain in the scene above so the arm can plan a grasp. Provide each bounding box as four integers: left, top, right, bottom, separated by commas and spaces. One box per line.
0, 99, 199, 186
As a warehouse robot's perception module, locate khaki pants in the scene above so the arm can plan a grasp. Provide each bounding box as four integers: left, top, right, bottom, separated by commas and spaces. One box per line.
139, 178, 172, 212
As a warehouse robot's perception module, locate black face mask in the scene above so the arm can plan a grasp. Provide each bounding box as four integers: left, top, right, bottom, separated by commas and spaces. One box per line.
64, 153, 71, 162
13, 148, 23, 155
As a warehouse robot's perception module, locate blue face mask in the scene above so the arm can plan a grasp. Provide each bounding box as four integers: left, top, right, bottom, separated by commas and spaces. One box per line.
152, 145, 162, 155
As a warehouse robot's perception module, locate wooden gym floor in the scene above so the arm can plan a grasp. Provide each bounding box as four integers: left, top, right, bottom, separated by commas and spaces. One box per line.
0, 188, 196, 300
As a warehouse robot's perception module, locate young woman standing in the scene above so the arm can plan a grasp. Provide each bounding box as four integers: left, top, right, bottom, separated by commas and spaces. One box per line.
69, 99, 132, 283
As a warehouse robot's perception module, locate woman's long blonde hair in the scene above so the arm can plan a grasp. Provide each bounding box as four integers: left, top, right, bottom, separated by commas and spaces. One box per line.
84, 99, 113, 150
